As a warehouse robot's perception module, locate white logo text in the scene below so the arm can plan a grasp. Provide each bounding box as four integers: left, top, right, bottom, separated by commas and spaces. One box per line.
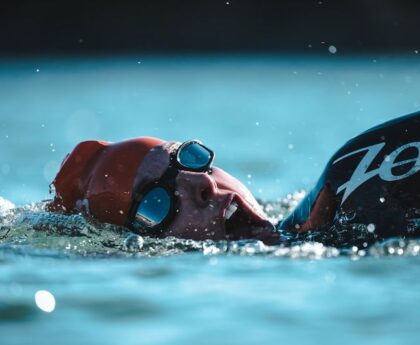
333, 141, 420, 204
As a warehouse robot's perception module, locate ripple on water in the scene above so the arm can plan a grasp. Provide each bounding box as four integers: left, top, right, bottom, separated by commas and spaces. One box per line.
0, 301, 37, 322
63, 297, 163, 320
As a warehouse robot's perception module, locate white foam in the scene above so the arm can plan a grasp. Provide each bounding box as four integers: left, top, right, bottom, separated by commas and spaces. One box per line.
0, 196, 15, 217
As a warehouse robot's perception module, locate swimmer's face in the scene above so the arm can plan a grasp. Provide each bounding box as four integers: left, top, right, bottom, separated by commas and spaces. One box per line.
133, 142, 278, 244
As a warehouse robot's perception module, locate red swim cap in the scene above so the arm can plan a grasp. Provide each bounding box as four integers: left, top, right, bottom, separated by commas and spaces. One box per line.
48, 137, 164, 225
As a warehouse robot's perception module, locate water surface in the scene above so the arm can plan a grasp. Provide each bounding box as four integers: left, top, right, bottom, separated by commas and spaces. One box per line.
1, 55, 420, 345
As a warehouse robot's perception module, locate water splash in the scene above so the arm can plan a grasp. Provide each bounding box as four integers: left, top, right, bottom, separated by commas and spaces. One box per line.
1, 195, 419, 259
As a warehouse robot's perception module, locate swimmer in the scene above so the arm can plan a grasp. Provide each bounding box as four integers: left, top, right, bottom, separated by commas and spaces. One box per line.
279, 111, 419, 241
47, 138, 279, 244
47, 112, 420, 245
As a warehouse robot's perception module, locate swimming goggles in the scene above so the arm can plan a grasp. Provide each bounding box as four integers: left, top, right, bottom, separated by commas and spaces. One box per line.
128, 140, 215, 236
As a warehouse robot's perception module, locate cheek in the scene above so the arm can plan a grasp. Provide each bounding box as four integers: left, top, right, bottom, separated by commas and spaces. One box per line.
174, 188, 221, 223
212, 168, 257, 202
164, 187, 225, 239
212, 167, 247, 191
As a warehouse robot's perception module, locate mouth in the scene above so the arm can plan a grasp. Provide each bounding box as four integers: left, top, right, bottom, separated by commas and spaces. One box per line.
222, 195, 279, 245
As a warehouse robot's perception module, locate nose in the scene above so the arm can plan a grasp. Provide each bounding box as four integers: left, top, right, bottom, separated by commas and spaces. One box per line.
176, 171, 217, 207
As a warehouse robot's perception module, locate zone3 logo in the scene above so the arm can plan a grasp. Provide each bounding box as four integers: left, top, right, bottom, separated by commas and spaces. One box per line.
333, 141, 420, 205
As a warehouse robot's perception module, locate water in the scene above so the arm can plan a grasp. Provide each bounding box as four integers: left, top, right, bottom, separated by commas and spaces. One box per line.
1, 55, 420, 345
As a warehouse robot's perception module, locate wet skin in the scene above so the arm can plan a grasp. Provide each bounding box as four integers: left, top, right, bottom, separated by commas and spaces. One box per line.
133, 142, 279, 244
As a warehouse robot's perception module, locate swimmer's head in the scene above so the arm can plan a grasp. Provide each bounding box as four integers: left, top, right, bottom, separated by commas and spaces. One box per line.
48, 138, 278, 244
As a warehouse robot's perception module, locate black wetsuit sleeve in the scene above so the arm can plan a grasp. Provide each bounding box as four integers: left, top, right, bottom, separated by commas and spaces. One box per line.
277, 112, 420, 240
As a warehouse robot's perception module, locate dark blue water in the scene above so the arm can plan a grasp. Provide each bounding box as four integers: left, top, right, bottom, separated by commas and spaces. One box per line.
1, 55, 420, 345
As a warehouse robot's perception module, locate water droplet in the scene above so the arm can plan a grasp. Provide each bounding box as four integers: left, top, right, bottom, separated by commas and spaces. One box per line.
328, 45, 337, 54
379, 197, 385, 203
123, 233, 144, 252
367, 223, 375, 233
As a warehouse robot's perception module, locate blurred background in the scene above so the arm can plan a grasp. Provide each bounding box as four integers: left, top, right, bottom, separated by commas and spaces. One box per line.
1, 0, 420, 204
3, 0, 420, 54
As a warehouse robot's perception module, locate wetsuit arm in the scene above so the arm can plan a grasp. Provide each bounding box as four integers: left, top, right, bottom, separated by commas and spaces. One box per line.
277, 112, 420, 239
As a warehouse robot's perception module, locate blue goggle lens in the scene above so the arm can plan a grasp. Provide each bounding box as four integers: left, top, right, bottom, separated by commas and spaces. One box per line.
178, 142, 212, 169
134, 187, 171, 227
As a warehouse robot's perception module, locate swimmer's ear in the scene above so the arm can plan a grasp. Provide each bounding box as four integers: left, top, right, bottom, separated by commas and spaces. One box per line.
47, 140, 108, 213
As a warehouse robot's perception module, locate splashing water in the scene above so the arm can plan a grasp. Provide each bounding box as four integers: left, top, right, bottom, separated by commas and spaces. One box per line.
1, 194, 419, 259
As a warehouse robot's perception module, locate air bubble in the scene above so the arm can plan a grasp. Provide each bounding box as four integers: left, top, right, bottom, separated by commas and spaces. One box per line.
367, 224, 375, 233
